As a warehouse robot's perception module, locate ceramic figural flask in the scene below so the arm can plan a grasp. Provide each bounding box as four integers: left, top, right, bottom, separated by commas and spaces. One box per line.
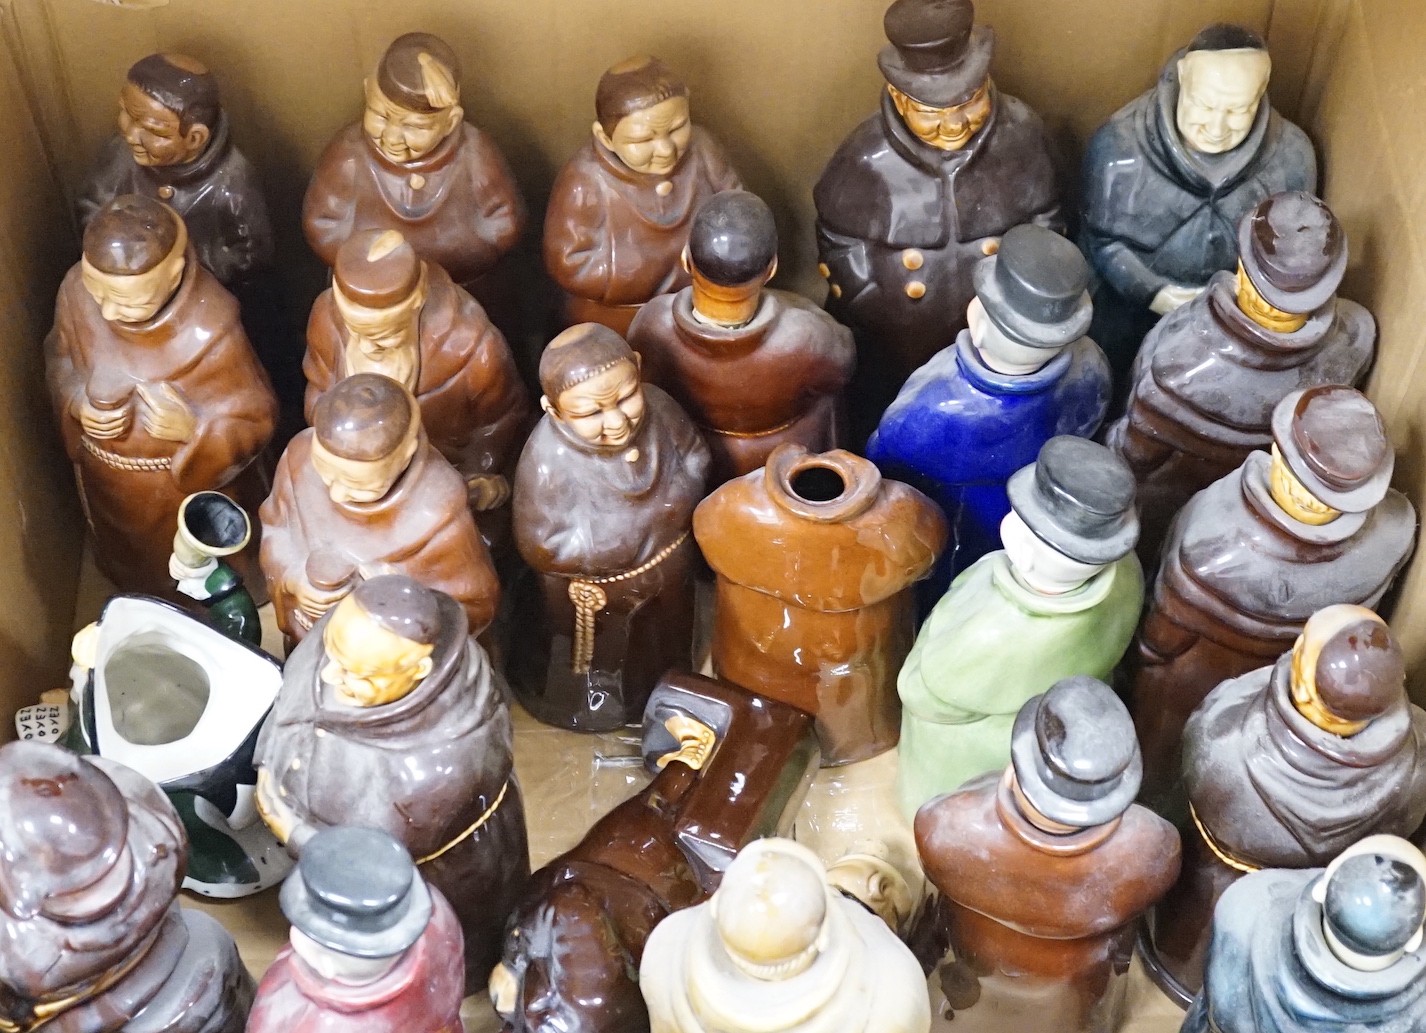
695, 444, 948, 766
1080, 23, 1317, 383
169, 490, 261, 645
897, 436, 1144, 820
1127, 385, 1417, 810
78, 54, 274, 290
303, 31, 526, 332
1142, 606, 1426, 1004
868, 223, 1111, 601
247, 827, 464, 1033
254, 575, 529, 992
510, 323, 710, 731
1107, 192, 1374, 564
628, 190, 856, 487
813, 0, 1062, 438
490, 672, 820, 1033
1183, 836, 1426, 1033
260, 372, 499, 645
0, 741, 255, 1033
915, 677, 1181, 1033
543, 55, 744, 336
45, 194, 277, 597
302, 228, 531, 557
639, 838, 931, 1033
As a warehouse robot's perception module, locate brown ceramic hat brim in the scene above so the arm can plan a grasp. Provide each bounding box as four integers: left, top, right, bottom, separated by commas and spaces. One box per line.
1005, 464, 1139, 565
877, 25, 993, 107
279, 866, 432, 959
1010, 694, 1142, 827
1271, 390, 1393, 512
973, 254, 1093, 350
1239, 215, 1347, 314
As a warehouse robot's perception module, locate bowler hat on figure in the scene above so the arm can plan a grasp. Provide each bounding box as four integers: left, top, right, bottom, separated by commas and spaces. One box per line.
1010, 676, 1142, 828
877, 0, 994, 107
1006, 436, 1139, 565
279, 825, 432, 958
1239, 192, 1347, 314
973, 224, 1092, 349
1271, 385, 1393, 513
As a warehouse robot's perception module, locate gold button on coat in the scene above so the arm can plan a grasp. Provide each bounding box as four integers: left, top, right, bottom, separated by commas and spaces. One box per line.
981, 238, 1000, 256
901, 249, 924, 270
905, 280, 926, 299
817, 263, 831, 279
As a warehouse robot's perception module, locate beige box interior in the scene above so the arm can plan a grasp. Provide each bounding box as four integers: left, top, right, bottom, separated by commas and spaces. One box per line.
0, 0, 1418, 1027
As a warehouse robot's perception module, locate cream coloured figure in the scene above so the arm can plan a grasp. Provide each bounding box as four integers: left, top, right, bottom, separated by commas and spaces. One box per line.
999, 510, 1106, 596
640, 838, 930, 1033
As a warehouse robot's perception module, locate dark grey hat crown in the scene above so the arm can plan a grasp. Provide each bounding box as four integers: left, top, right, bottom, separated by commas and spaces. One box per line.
689, 190, 778, 286
991, 225, 1089, 327
1240, 191, 1347, 311
1010, 676, 1142, 827
1007, 436, 1139, 565
1325, 855, 1426, 958
883, 0, 975, 74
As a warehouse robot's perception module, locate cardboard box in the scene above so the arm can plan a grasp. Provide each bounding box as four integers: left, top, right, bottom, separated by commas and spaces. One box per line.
0, 0, 1415, 1026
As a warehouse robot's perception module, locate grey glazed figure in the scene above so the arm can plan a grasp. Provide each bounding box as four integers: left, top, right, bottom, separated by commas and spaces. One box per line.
1182, 837, 1426, 1033
1080, 24, 1317, 385
1108, 192, 1374, 564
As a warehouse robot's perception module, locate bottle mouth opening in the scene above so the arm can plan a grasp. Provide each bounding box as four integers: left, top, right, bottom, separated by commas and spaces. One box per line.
789, 464, 848, 504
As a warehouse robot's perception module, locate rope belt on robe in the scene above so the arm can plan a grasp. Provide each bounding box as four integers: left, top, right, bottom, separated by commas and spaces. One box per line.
82, 437, 171, 472
700, 414, 801, 439
562, 529, 690, 675
416, 778, 512, 865
1189, 801, 1262, 875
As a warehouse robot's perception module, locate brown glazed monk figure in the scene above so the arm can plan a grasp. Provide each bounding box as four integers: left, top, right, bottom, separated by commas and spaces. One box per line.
260, 372, 498, 644
915, 677, 1180, 1033
511, 324, 710, 731
1142, 605, 1426, 1005
303, 228, 529, 558
489, 671, 820, 1033
813, 0, 1061, 438
254, 575, 529, 994
1127, 385, 1417, 812
628, 190, 855, 486
303, 32, 526, 338
543, 55, 743, 336
45, 194, 276, 597
1107, 192, 1375, 564
0, 741, 254, 1033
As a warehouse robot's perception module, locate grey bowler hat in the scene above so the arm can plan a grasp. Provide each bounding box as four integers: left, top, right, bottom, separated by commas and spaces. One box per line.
1010, 676, 1142, 828
280, 826, 432, 959
1271, 385, 1393, 513
1238, 191, 1347, 314
1006, 436, 1139, 565
877, 0, 994, 108
973, 224, 1092, 350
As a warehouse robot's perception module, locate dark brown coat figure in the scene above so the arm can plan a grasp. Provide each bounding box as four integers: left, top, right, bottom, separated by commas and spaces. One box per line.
511, 325, 710, 731
1143, 607, 1426, 1003
1107, 193, 1374, 564
253, 576, 529, 993
490, 672, 819, 1033
260, 374, 498, 643
543, 56, 743, 336
628, 190, 854, 486
45, 196, 276, 597
1127, 386, 1417, 811
0, 742, 254, 1033
915, 678, 1179, 1033
814, 0, 1061, 437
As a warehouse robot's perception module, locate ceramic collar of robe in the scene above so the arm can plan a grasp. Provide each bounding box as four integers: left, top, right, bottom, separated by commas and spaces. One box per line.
1147, 49, 1271, 192
362, 119, 465, 220
285, 932, 427, 1013
591, 132, 699, 230
679, 895, 873, 1033
955, 327, 1074, 396
132, 112, 232, 191
674, 288, 775, 357
1241, 451, 1368, 545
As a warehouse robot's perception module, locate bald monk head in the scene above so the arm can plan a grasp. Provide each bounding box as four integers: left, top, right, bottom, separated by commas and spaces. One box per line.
120, 53, 220, 168
320, 575, 440, 708
538, 323, 646, 449
310, 373, 422, 505
80, 194, 188, 323
364, 32, 464, 164
332, 229, 428, 359
592, 56, 692, 176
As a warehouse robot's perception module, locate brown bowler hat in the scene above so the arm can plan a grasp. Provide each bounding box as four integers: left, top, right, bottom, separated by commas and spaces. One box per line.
334, 230, 422, 308
1239, 192, 1347, 314
877, 0, 994, 107
1272, 385, 1393, 513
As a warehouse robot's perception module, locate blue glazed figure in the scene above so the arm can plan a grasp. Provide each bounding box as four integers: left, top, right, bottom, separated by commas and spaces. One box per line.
868, 223, 1110, 604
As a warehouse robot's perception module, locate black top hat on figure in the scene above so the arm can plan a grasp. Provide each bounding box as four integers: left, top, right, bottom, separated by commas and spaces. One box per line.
1271, 385, 1393, 513
878, 0, 994, 107
1006, 436, 1139, 565
280, 826, 432, 959
1010, 676, 1142, 829
1239, 192, 1348, 314
973, 224, 1093, 350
